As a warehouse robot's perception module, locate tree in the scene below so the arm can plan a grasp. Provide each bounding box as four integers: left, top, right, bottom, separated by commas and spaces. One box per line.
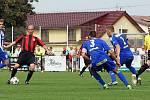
0, 0, 38, 41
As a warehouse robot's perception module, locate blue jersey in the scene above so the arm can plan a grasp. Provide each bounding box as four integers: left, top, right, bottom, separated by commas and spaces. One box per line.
0, 29, 8, 61
110, 33, 133, 65
111, 34, 128, 50
0, 30, 4, 53
82, 38, 111, 67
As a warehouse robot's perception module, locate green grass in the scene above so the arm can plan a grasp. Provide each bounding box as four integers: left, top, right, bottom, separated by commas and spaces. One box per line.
0, 70, 150, 100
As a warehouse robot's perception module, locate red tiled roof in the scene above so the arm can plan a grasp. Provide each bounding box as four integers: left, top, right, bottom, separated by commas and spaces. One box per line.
27, 11, 144, 32
94, 11, 124, 25
27, 12, 107, 28
27, 11, 125, 28
132, 16, 150, 26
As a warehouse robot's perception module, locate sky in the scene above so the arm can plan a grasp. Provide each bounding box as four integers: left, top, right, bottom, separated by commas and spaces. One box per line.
32, 0, 150, 16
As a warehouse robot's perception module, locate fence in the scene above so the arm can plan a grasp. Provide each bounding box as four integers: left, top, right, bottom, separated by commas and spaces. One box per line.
124, 33, 145, 48
9, 55, 80, 72
8, 33, 148, 72
9, 54, 148, 72
9, 55, 44, 71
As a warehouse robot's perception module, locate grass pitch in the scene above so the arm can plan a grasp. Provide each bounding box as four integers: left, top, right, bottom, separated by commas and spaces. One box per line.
0, 70, 150, 100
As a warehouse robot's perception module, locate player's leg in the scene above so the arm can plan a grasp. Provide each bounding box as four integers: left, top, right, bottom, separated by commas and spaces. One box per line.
108, 71, 118, 86
25, 53, 36, 84
79, 65, 88, 76
10, 63, 20, 78
107, 55, 118, 85
0, 52, 9, 68
136, 60, 150, 79
88, 65, 93, 77
106, 61, 131, 89
125, 58, 137, 85
116, 71, 130, 86
25, 63, 35, 84
136, 63, 150, 85
136, 51, 150, 79
114, 69, 131, 89
79, 59, 91, 76
7, 63, 20, 84
8, 52, 24, 81
91, 67, 108, 89
125, 58, 136, 75
66, 59, 70, 71
102, 62, 118, 86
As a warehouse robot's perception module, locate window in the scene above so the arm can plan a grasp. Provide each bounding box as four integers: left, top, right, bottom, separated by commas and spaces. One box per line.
119, 29, 128, 33
68, 29, 76, 42
41, 29, 49, 42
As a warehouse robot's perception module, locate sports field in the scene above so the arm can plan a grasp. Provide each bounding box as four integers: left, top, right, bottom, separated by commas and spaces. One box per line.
0, 70, 150, 100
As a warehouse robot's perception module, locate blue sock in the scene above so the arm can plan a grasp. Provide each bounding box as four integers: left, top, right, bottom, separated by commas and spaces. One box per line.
109, 71, 116, 82
127, 66, 136, 74
0, 63, 6, 68
93, 71, 105, 86
117, 72, 129, 86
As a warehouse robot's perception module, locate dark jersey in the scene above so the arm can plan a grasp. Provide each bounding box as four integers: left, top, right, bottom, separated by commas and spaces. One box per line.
15, 34, 45, 53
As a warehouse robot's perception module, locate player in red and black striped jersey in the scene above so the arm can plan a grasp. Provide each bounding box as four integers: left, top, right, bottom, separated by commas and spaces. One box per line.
5, 25, 51, 84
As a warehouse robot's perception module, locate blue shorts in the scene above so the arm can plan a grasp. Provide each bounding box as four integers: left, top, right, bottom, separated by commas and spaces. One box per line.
120, 55, 133, 67
101, 60, 116, 72
92, 59, 116, 72
0, 52, 8, 62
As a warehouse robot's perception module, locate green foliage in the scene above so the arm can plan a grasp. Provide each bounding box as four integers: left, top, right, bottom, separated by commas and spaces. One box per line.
4, 26, 26, 41
0, 0, 38, 41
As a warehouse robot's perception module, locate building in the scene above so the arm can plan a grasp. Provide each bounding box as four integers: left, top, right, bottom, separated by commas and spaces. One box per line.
27, 11, 144, 54
132, 16, 150, 33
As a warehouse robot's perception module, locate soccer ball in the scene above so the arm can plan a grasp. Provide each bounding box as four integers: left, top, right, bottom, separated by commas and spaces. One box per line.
10, 77, 19, 85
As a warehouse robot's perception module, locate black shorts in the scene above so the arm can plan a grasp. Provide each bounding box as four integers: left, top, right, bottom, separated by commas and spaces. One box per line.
17, 51, 35, 66
84, 59, 91, 66
148, 50, 150, 60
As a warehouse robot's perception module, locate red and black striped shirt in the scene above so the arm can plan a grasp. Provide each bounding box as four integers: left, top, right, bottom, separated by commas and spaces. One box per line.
15, 33, 45, 53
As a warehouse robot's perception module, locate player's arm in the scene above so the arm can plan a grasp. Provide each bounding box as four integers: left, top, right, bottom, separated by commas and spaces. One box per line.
4, 41, 16, 48
108, 50, 121, 67
4, 34, 23, 49
3, 42, 10, 45
111, 36, 121, 66
108, 50, 116, 60
43, 45, 51, 54
115, 44, 121, 62
102, 39, 121, 67
37, 38, 52, 55
81, 43, 90, 60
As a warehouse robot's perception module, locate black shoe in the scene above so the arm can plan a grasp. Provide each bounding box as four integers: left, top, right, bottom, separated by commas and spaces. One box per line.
25, 81, 30, 85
